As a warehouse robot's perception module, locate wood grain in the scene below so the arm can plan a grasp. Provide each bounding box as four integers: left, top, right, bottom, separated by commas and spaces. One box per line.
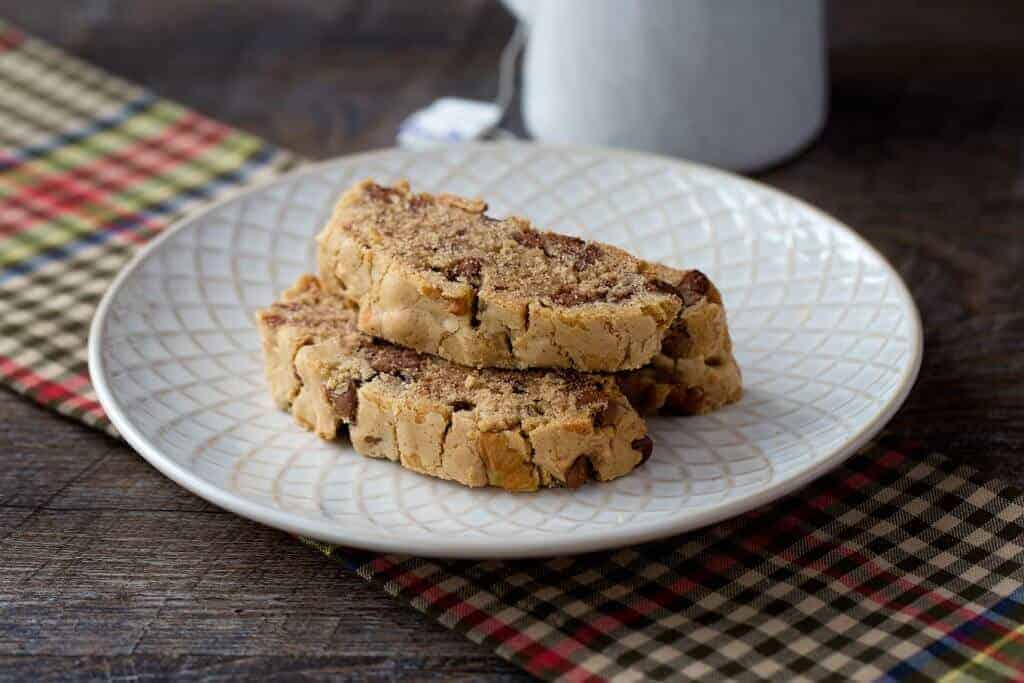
1, 0, 1023, 680
0, 391, 525, 681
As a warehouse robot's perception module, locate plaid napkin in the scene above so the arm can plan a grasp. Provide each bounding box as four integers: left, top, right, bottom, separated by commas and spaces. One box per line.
2, 21, 1023, 682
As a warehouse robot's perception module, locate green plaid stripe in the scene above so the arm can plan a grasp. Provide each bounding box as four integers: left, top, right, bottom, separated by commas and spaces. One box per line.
0, 18, 298, 432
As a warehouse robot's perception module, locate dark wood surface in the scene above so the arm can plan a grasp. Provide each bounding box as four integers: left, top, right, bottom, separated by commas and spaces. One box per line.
2, 1, 1023, 680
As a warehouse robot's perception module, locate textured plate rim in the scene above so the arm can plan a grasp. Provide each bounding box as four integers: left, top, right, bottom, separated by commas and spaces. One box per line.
89, 142, 923, 559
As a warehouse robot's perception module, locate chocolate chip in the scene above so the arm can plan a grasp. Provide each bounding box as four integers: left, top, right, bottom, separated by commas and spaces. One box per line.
646, 278, 680, 296
594, 400, 625, 427
573, 243, 603, 271
512, 229, 546, 249
567, 379, 614, 419
545, 233, 586, 251
409, 194, 431, 210
564, 456, 594, 489
615, 375, 661, 415
364, 183, 401, 203
678, 270, 711, 306
326, 380, 358, 422
663, 387, 705, 415
446, 257, 483, 287
543, 233, 595, 266
645, 270, 711, 307
550, 286, 602, 307
660, 320, 692, 357
368, 347, 423, 375
450, 400, 475, 412
631, 436, 654, 464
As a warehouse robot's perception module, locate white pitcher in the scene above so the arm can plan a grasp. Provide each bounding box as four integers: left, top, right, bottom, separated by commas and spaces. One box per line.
503, 0, 827, 172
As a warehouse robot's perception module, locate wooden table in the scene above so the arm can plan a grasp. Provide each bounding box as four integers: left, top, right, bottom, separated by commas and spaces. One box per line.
2, 1, 1022, 679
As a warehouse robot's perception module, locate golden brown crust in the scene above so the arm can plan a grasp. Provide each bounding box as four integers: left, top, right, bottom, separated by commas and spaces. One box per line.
317, 180, 684, 371
256, 275, 651, 491
316, 179, 742, 413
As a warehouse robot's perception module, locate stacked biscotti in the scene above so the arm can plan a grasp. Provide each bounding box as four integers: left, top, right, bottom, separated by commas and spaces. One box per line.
256, 180, 741, 491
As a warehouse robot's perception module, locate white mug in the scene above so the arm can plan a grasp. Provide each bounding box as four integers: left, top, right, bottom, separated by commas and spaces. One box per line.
503, 0, 827, 172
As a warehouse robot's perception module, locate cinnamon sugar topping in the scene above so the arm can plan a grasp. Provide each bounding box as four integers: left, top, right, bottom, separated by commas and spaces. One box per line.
332, 180, 702, 308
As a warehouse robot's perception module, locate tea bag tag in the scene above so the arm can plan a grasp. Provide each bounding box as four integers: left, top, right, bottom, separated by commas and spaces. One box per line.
397, 98, 502, 149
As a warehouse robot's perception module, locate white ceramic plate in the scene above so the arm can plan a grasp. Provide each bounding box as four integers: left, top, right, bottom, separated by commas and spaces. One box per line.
90, 143, 922, 558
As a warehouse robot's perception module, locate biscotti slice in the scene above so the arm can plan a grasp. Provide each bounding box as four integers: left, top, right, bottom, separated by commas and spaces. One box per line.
317, 180, 676, 371
257, 275, 653, 492
615, 263, 742, 416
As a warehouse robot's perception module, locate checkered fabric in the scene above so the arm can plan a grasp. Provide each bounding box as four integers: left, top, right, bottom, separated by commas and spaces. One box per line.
0, 19, 297, 433
3, 20, 1024, 682
304, 439, 1024, 682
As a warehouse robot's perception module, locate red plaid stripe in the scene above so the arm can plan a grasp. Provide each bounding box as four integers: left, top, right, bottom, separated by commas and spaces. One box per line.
0, 23, 22, 53
0, 357, 97, 411
339, 440, 1024, 681
5, 112, 229, 240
